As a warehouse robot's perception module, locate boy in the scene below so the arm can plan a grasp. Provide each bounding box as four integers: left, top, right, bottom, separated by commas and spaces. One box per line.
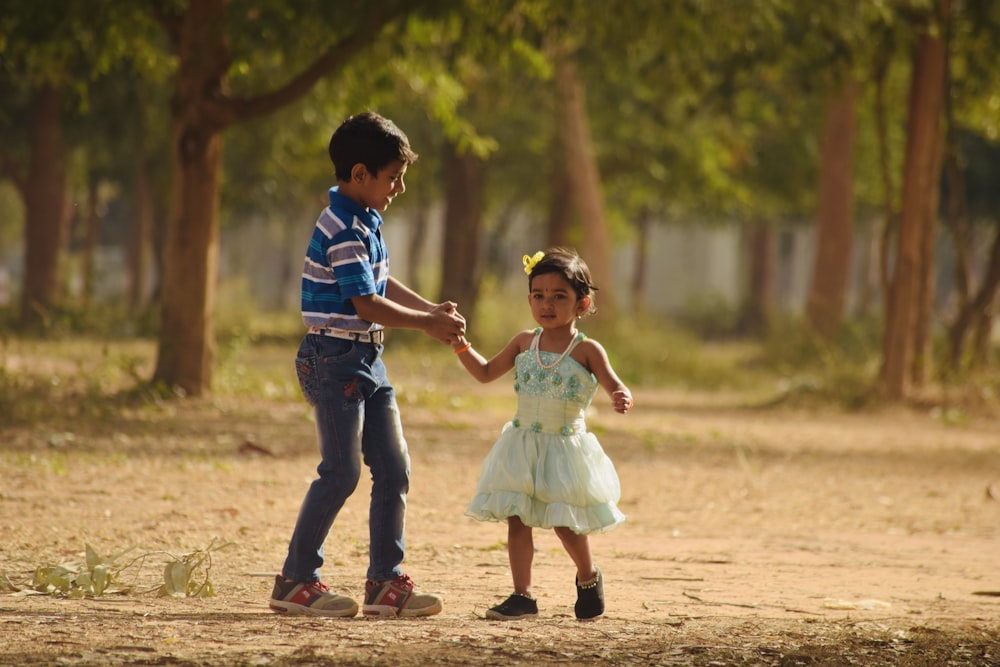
269, 112, 466, 618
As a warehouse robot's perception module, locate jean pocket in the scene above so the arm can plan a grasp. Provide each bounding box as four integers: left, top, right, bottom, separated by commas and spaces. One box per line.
295, 354, 320, 405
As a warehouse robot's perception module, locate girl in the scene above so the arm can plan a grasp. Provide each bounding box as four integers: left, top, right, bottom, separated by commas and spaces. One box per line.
452, 247, 633, 621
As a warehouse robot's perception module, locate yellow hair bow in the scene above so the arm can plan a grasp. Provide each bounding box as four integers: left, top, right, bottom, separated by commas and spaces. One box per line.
522, 251, 545, 275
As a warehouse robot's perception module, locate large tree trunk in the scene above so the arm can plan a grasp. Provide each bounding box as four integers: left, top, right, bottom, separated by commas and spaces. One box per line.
20, 84, 69, 328
554, 53, 614, 311
880, 1, 949, 399
546, 146, 573, 248
148, 0, 407, 395
911, 124, 944, 386
806, 79, 859, 338
151, 0, 229, 396
153, 123, 222, 395
438, 142, 484, 317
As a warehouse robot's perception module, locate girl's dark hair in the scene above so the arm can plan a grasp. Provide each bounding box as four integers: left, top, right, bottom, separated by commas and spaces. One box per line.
328, 111, 418, 181
528, 247, 599, 316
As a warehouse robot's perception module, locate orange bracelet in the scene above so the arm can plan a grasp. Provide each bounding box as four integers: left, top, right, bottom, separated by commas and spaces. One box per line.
454, 342, 472, 355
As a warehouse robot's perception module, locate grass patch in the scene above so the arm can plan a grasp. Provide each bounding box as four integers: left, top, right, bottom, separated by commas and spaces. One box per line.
3, 297, 998, 428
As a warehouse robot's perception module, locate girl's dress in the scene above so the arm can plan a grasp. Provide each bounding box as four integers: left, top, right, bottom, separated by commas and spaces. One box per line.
465, 329, 626, 534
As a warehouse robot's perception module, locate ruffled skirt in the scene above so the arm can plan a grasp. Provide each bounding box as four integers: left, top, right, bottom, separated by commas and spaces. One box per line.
465, 421, 626, 535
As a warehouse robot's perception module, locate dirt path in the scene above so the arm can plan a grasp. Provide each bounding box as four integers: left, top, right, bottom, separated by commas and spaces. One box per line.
1, 383, 998, 665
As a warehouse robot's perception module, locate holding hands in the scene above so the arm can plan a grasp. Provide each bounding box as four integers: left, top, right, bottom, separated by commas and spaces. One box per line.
428, 301, 466, 345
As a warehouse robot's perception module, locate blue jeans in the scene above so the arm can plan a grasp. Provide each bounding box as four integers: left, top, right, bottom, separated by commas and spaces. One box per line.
282, 334, 410, 583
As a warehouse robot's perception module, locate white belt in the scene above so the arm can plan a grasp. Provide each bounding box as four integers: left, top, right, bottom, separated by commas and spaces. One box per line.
308, 326, 384, 345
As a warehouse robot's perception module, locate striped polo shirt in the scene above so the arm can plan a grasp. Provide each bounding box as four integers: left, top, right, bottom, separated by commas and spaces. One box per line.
301, 187, 388, 331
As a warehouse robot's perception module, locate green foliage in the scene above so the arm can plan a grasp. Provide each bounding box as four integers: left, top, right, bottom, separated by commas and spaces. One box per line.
754, 316, 884, 410
1, 540, 230, 600
0, 181, 24, 248
587, 313, 765, 392
0, 336, 159, 426
155, 539, 232, 598
447, 282, 765, 391
27, 544, 132, 598
675, 293, 742, 340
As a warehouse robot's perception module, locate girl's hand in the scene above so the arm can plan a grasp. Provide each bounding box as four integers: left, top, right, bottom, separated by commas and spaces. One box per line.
612, 389, 633, 414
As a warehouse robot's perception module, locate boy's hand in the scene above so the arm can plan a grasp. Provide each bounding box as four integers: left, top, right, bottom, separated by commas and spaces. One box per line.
427, 302, 466, 345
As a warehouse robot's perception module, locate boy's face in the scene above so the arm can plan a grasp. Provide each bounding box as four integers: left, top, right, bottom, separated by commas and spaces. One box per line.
355, 159, 408, 212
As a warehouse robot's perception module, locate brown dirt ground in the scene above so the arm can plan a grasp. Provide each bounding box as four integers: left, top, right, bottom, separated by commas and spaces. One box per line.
2, 353, 999, 666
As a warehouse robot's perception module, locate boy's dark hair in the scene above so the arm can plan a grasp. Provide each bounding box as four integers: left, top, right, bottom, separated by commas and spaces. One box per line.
328, 112, 418, 181
528, 247, 599, 316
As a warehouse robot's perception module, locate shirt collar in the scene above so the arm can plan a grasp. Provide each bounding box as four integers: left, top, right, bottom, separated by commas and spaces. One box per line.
329, 186, 383, 230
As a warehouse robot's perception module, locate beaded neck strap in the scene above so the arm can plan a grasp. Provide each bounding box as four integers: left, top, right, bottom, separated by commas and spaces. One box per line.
531, 328, 585, 370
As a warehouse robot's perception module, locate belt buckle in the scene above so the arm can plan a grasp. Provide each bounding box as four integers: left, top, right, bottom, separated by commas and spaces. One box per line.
371, 330, 384, 345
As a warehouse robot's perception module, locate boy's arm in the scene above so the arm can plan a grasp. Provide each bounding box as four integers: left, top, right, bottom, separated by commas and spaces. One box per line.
351, 279, 465, 344
451, 332, 526, 383
384, 276, 438, 312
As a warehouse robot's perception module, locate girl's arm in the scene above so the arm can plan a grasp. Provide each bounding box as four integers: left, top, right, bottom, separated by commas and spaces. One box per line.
578, 339, 633, 414
452, 331, 531, 383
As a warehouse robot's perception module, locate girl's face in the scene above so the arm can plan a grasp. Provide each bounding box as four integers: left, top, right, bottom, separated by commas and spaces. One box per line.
357, 159, 408, 211
528, 272, 590, 329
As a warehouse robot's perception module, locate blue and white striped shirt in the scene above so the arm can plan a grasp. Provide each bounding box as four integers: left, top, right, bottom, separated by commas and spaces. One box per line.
301, 187, 388, 331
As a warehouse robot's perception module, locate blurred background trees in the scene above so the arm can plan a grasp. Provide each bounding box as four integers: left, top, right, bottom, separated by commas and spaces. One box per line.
1, 0, 998, 401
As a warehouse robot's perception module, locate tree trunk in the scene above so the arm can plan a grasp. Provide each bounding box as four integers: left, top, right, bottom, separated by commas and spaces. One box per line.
81, 174, 102, 305
554, 53, 614, 311
438, 142, 484, 317
150, 0, 229, 395
873, 40, 896, 313
631, 206, 652, 313
942, 143, 973, 373
911, 123, 944, 386
971, 291, 997, 365
405, 187, 430, 294
20, 84, 69, 328
127, 153, 154, 314
880, 2, 949, 399
948, 226, 1000, 369
806, 79, 859, 338
148, 0, 407, 395
856, 225, 880, 316
153, 121, 222, 396
546, 148, 573, 248
739, 221, 775, 336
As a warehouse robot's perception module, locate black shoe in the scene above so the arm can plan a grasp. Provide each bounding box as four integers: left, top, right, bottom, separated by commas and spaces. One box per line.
575, 567, 604, 621
484, 593, 538, 620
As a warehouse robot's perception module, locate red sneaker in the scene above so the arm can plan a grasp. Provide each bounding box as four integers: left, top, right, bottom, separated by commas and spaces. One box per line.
362, 574, 443, 618
268, 575, 358, 617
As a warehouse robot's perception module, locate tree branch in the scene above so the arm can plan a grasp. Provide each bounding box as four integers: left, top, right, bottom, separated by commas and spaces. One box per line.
211, 4, 410, 128
148, 0, 183, 49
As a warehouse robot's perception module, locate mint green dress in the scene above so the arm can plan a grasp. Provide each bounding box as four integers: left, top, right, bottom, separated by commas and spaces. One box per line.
465, 329, 626, 535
